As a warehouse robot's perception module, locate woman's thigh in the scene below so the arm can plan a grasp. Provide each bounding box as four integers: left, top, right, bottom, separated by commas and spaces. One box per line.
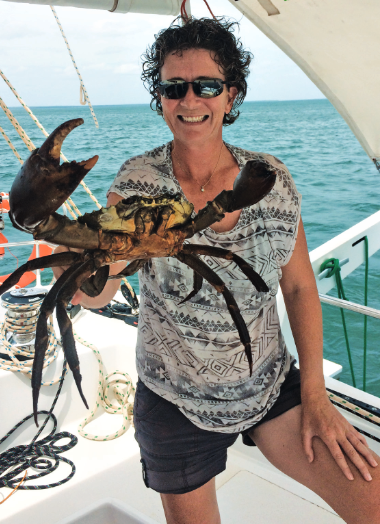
250, 405, 380, 524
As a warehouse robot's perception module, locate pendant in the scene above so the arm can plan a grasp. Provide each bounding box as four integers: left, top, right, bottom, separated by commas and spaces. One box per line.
201, 187, 204, 192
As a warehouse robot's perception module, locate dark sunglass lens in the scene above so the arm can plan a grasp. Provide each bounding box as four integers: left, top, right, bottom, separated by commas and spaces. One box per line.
160, 82, 188, 99
195, 81, 223, 98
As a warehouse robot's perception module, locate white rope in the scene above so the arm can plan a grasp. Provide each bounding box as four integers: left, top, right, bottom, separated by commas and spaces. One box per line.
0, 304, 135, 440
75, 332, 134, 441
50, 6, 99, 129
0, 124, 23, 165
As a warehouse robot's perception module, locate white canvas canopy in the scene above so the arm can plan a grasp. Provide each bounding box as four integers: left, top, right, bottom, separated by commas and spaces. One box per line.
1, 0, 186, 15
229, 0, 380, 164
2, 0, 379, 162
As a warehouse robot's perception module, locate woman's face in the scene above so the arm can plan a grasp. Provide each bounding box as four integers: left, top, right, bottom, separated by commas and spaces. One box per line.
160, 48, 237, 146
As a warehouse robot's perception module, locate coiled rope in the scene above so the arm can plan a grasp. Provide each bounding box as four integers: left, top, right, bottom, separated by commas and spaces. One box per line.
75, 332, 135, 441
0, 361, 78, 494
50, 7, 99, 129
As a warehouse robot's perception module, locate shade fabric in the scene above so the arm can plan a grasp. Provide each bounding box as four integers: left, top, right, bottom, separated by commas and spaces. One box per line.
229, 0, 380, 162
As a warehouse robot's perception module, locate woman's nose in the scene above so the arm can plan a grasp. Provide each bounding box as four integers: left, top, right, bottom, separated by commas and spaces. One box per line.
180, 83, 199, 107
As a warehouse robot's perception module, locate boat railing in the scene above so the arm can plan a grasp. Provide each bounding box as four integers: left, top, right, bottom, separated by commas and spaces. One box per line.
0, 238, 54, 287
277, 208, 380, 385
319, 294, 380, 320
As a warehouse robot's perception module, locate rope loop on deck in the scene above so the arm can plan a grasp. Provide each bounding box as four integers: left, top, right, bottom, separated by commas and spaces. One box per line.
75, 332, 135, 442
0, 361, 78, 493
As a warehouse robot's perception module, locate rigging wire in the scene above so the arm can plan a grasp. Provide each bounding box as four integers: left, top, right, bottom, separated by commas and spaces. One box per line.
50, 6, 99, 129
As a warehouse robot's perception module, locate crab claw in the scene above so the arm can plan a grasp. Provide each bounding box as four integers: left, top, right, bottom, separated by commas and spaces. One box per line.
9, 118, 98, 233
227, 159, 277, 212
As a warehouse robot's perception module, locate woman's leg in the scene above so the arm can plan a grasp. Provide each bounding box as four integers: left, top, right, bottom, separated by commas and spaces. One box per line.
161, 478, 220, 524
250, 405, 380, 523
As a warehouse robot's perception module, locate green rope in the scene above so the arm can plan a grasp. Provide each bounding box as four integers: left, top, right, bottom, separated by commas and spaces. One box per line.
320, 258, 356, 387
363, 237, 369, 391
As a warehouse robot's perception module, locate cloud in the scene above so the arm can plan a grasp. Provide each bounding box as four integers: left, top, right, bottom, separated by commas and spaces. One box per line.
114, 63, 140, 75
0, 0, 324, 106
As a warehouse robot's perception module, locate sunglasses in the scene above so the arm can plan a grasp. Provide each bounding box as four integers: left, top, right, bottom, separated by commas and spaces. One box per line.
157, 79, 229, 100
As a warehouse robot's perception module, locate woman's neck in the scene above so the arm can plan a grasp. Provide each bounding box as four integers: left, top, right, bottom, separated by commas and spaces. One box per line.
171, 136, 225, 182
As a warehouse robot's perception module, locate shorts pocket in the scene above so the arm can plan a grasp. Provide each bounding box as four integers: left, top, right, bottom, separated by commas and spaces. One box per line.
134, 380, 165, 422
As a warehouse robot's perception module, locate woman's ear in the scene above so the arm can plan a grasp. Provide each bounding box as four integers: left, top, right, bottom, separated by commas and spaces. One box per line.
226, 86, 238, 114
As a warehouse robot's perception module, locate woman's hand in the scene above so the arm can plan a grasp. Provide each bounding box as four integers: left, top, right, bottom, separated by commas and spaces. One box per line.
301, 391, 378, 481
52, 243, 127, 308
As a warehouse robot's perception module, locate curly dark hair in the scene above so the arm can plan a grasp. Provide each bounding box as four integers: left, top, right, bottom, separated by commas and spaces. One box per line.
141, 17, 253, 126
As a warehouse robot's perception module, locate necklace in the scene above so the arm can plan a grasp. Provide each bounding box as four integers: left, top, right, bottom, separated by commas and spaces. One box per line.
172, 142, 225, 192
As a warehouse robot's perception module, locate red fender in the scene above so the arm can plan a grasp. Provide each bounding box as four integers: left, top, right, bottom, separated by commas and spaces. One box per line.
0, 242, 53, 288
0, 231, 7, 258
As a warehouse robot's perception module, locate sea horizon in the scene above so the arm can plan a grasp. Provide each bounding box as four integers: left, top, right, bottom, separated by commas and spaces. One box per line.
6, 98, 327, 110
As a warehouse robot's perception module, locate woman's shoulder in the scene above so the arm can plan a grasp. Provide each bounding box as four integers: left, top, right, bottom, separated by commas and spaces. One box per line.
226, 143, 300, 207
107, 142, 176, 199
117, 142, 171, 175
226, 143, 287, 171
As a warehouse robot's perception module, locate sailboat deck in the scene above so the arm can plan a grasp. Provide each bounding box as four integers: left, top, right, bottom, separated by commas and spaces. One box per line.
0, 301, 354, 523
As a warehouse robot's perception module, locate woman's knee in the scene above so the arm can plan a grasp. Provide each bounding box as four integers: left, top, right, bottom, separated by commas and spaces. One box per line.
160, 478, 220, 524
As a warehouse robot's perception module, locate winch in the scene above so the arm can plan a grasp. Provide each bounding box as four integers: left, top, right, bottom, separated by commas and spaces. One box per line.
0, 287, 47, 361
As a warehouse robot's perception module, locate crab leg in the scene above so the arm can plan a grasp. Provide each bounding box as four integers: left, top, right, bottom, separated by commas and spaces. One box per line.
54, 257, 103, 410
109, 259, 146, 279
80, 265, 110, 297
0, 251, 81, 296
32, 261, 83, 425
176, 252, 253, 375
179, 271, 203, 304
182, 244, 268, 293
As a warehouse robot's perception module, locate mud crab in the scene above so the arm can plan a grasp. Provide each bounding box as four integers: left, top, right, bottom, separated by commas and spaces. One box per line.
0, 119, 276, 425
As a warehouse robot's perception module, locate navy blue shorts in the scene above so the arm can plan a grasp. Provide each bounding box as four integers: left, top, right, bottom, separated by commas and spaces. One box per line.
134, 362, 301, 495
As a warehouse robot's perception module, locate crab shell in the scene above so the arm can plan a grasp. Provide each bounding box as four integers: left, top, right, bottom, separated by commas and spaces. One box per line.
77, 194, 194, 233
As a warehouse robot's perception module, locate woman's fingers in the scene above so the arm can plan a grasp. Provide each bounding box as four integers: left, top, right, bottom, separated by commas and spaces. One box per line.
322, 430, 378, 482
71, 289, 85, 306
302, 431, 315, 463
339, 439, 373, 481
347, 432, 378, 468
324, 438, 354, 480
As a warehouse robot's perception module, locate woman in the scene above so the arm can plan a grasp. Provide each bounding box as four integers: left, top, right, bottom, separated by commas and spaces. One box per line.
55, 17, 380, 524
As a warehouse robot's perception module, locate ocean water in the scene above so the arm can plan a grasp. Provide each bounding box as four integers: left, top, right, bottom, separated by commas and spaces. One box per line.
1, 100, 380, 394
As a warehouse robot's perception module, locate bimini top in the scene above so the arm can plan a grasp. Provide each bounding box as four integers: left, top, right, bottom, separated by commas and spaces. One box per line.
3, 0, 379, 163
229, 0, 380, 164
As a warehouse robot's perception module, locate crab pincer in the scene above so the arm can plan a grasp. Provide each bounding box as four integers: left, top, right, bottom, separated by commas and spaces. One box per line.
9, 118, 98, 233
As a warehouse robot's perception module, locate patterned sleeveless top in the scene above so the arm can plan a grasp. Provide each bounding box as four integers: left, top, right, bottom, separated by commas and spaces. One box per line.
108, 142, 301, 433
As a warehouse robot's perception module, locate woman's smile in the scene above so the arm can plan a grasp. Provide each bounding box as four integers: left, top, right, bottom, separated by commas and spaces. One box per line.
160, 48, 236, 145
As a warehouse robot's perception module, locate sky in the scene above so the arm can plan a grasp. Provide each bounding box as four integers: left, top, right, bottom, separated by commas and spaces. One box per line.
0, 0, 324, 107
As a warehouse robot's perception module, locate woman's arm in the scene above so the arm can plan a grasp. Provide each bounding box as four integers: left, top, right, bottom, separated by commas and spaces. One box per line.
280, 218, 377, 481
52, 191, 127, 309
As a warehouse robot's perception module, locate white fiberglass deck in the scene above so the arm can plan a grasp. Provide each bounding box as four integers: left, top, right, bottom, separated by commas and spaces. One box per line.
1, 292, 380, 523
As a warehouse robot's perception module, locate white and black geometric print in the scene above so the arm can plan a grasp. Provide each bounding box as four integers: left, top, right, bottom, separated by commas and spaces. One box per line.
108, 142, 302, 434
